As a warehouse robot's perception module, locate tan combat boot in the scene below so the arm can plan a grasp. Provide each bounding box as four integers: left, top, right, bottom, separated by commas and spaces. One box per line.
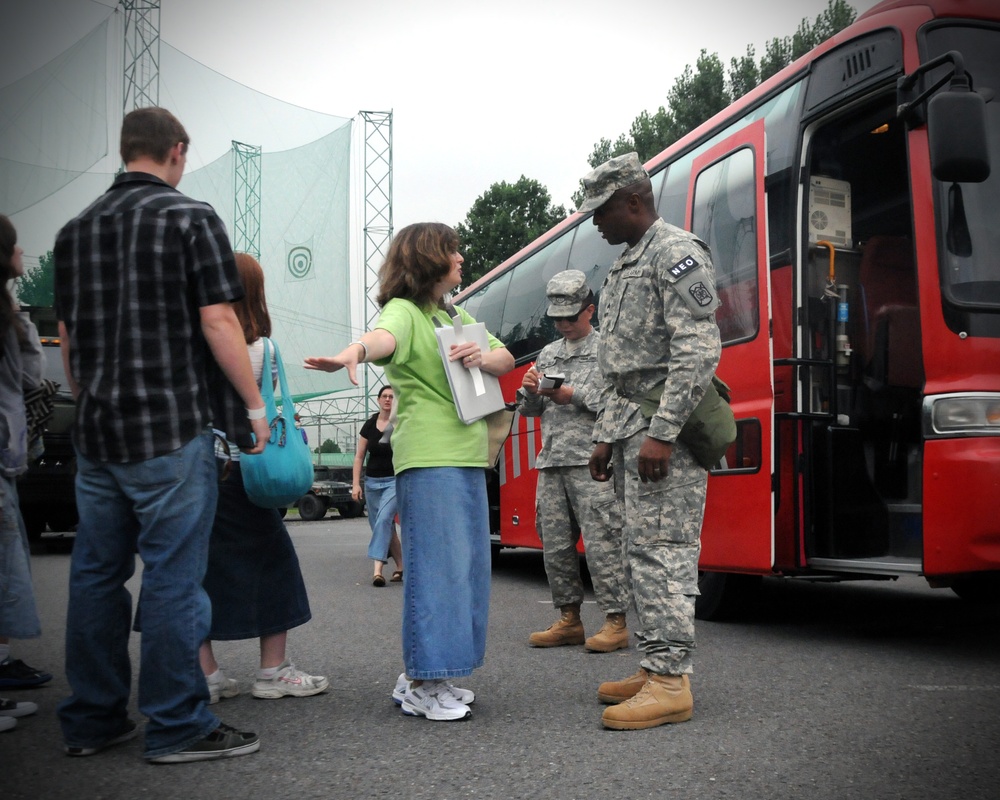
597, 668, 649, 703
601, 673, 693, 730
528, 604, 585, 647
584, 613, 628, 653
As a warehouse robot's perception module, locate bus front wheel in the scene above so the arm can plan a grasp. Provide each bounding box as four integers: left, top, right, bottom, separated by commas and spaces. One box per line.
950, 574, 1000, 604
695, 571, 762, 621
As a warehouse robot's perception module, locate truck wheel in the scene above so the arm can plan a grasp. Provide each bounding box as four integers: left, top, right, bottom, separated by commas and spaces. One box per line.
297, 493, 327, 521
21, 505, 46, 541
337, 500, 364, 519
47, 506, 79, 533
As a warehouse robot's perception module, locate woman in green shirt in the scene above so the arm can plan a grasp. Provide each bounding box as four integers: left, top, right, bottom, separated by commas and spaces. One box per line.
305, 222, 513, 721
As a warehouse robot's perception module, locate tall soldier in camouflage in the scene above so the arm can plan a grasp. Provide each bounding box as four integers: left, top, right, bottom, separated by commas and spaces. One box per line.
582, 152, 722, 730
518, 270, 629, 652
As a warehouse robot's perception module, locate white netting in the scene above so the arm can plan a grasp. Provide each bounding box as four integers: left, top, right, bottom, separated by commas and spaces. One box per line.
3, 17, 357, 399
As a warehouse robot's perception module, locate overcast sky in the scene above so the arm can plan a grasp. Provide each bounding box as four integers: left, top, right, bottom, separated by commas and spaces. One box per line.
6, 0, 878, 234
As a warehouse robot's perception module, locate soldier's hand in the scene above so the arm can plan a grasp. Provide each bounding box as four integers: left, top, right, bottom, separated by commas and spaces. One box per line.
521, 366, 540, 394
638, 436, 673, 483
589, 443, 613, 482
547, 385, 573, 405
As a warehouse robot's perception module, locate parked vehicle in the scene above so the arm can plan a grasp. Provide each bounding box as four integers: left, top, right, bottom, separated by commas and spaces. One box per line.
295, 465, 365, 521
456, 0, 1000, 615
17, 306, 78, 540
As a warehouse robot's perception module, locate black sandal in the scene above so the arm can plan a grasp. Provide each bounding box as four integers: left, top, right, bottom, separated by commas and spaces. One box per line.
372, 574, 386, 587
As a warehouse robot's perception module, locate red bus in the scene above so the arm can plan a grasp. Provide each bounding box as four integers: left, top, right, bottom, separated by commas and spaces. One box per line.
456, 0, 1000, 617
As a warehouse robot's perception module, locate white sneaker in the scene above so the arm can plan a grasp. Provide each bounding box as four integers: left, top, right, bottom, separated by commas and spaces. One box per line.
392, 672, 475, 705
0, 697, 38, 718
401, 680, 472, 721
251, 660, 329, 699
206, 669, 240, 705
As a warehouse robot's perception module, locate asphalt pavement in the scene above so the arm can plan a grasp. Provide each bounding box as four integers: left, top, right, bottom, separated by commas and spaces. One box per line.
4, 517, 1000, 799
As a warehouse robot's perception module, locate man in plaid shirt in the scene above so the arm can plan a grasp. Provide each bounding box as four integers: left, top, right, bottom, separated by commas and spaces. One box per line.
54, 107, 270, 764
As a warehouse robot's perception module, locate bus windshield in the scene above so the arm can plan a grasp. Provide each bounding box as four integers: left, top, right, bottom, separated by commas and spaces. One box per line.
930, 25, 1000, 312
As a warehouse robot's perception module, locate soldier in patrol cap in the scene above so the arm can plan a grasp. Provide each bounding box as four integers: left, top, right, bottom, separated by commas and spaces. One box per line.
583, 152, 722, 730
517, 270, 629, 653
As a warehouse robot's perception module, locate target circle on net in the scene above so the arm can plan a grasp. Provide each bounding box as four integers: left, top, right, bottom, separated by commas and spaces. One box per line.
287, 246, 313, 279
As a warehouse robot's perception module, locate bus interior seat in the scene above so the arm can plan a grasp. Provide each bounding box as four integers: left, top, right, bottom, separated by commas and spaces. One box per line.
855, 235, 922, 389
854, 236, 922, 499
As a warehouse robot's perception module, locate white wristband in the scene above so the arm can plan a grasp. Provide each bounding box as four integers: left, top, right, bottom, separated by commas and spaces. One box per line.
351, 340, 369, 362
246, 406, 267, 420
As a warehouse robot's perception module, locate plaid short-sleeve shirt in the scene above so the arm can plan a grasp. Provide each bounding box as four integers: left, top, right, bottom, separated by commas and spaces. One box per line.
54, 172, 244, 463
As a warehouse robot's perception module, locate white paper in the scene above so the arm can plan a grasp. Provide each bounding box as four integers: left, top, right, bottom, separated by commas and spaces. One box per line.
434, 317, 506, 424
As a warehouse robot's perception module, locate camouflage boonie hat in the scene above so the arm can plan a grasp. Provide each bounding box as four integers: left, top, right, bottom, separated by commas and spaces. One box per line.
546, 269, 591, 317
577, 152, 649, 214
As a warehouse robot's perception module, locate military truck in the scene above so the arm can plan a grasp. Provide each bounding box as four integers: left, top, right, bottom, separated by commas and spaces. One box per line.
295, 464, 365, 521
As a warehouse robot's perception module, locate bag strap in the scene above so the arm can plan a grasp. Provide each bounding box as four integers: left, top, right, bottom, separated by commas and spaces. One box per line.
259, 338, 276, 405
265, 337, 296, 418
259, 338, 297, 446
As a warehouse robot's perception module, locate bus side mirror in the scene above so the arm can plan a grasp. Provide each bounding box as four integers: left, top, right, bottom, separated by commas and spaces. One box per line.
927, 76, 991, 183
898, 50, 991, 183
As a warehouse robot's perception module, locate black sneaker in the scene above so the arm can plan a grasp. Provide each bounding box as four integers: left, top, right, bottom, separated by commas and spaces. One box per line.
0, 658, 53, 688
65, 719, 139, 756
148, 723, 260, 764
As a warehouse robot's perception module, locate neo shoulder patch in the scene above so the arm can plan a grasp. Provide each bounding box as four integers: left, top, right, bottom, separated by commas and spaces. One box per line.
668, 255, 700, 280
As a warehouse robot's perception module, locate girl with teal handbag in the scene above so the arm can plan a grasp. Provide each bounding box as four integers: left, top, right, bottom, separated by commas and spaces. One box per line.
240, 337, 314, 508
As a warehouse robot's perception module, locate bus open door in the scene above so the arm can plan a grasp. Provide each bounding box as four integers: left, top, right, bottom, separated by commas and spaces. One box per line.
685, 120, 775, 618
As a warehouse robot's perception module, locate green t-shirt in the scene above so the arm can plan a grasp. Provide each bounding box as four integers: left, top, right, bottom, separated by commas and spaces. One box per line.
375, 298, 505, 473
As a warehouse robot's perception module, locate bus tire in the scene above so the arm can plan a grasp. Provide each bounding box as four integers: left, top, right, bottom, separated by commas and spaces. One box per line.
950, 574, 1000, 604
695, 571, 762, 621
297, 493, 327, 521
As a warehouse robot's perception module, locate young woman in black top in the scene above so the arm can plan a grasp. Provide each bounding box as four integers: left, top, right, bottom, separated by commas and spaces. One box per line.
352, 385, 402, 586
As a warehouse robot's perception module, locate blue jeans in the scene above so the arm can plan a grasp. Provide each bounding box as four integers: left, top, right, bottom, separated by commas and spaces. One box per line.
397, 467, 490, 680
0, 475, 41, 639
57, 433, 220, 759
364, 475, 398, 562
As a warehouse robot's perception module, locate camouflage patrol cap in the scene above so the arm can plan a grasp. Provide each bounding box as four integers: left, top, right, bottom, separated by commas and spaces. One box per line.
546, 269, 591, 317
577, 152, 649, 214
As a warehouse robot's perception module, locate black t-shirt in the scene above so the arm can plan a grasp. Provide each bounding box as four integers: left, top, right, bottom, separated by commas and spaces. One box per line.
360, 414, 394, 478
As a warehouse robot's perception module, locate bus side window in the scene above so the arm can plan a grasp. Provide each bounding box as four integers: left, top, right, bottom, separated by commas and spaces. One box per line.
659, 153, 694, 227
459, 269, 512, 341
498, 233, 573, 361
691, 147, 760, 345
562, 222, 619, 325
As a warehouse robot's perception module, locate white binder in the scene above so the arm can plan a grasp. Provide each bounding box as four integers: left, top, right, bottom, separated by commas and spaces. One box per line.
434, 313, 505, 424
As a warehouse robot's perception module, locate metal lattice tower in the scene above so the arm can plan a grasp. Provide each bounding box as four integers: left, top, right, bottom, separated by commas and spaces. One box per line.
360, 110, 393, 408
121, 0, 160, 113
232, 141, 262, 258
293, 112, 394, 453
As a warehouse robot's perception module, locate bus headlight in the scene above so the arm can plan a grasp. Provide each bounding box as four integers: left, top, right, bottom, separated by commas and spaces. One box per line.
923, 393, 1000, 437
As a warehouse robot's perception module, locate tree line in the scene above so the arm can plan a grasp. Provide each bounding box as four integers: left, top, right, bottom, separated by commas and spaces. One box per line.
457, 0, 857, 287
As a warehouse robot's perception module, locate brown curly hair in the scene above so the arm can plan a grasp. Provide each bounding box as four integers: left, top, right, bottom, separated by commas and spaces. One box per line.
375, 222, 459, 309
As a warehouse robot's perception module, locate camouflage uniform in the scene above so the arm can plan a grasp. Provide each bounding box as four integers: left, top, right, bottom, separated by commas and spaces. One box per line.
595, 218, 721, 676
518, 329, 627, 614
